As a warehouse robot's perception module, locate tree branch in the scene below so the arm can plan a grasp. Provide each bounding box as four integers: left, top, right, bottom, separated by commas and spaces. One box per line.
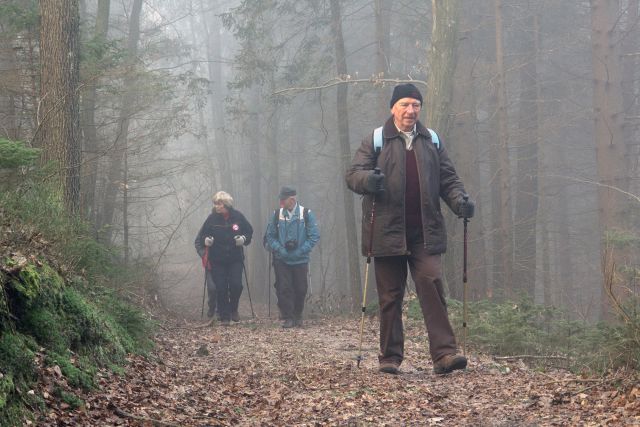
272, 77, 428, 96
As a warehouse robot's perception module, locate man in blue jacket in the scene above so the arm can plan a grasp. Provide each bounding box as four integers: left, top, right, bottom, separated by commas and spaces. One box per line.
264, 186, 320, 328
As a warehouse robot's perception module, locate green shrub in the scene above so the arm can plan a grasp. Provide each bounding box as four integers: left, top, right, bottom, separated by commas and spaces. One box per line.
407, 295, 640, 372
0, 139, 40, 169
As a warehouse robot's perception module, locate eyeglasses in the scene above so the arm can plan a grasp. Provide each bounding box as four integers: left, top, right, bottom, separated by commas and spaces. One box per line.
397, 102, 422, 110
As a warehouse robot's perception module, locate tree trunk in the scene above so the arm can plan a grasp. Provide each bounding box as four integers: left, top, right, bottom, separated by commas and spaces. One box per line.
493, 0, 513, 297
0, 39, 18, 140
80, 0, 110, 223
204, 1, 234, 194
98, 0, 143, 245
425, 0, 459, 136
374, 0, 391, 121
425, 0, 460, 295
514, 5, 540, 297
621, 0, 639, 201
38, 0, 81, 214
450, 6, 488, 300
589, 0, 628, 319
330, 0, 362, 311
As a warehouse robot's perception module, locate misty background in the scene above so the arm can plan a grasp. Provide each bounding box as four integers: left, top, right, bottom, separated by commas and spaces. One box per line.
1, 0, 638, 322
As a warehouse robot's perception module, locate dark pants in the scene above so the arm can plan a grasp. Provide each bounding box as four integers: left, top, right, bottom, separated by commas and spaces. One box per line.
205, 269, 216, 315
273, 259, 308, 321
210, 260, 243, 321
374, 229, 457, 365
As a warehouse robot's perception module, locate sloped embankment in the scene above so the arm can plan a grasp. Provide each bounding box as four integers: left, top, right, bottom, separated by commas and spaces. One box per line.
0, 215, 152, 426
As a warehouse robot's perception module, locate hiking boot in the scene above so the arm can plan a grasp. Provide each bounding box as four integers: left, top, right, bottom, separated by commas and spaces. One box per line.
378, 361, 400, 375
231, 311, 240, 322
433, 354, 467, 374
293, 318, 303, 327
220, 319, 231, 327
282, 319, 295, 329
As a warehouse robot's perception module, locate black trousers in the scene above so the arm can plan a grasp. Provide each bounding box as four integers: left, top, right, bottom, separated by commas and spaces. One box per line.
273, 259, 308, 321
210, 260, 243, 321
205, 269, 216, 315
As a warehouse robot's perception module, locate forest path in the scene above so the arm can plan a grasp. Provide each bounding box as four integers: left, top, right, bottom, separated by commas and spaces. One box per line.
47, 316, 638, 426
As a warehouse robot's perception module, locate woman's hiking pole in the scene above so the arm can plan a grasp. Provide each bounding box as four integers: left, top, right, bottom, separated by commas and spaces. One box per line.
462, 195, 470, 356
201, 246, 209, 319
357, 167, 381, 368
201, 271, 207, 319
268, 252, 272, 318
241, 259, 256, 318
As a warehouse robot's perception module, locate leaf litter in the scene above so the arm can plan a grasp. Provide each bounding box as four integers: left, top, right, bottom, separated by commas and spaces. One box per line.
33, 316, 639, 426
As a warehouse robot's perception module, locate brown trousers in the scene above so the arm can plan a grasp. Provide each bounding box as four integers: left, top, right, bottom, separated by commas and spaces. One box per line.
374, 230, 457, 364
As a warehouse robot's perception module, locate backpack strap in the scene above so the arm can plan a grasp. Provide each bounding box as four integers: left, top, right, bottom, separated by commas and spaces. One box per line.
274, 206, 310, 232
373, 126, 384, 152
427, 128, 440, 149
300, 206, 310, 235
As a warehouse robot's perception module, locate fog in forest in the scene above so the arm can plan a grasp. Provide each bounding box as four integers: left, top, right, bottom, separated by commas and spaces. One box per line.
2, 0, 638, 323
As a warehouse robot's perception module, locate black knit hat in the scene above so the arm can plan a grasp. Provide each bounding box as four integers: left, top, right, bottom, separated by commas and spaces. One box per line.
389, 83, 423, 108
278, 186, 297, 200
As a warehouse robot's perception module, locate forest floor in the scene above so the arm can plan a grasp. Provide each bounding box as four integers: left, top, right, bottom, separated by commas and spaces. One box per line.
35, 313, 639, 426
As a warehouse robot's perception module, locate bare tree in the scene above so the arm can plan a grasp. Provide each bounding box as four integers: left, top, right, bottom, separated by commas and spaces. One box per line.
425, 0, 459, 136
330, 0, 362, 310
80, 0, 110, 223
589, 0, 631, 318
97, 0, 143, 261
374, 0, 391, 121
492, 0, 513, 296
514, 2, 540, 297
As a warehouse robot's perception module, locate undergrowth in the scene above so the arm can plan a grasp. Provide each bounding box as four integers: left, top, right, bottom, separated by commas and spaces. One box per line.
407, 295, 640, 373
0, 144, 155, 426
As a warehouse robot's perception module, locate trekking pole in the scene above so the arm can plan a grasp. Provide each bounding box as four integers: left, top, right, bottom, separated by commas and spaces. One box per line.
201, 246, 210, 319
356, 167, 381, 368
201, 271, 207, 319
241, 257, 256, 318
462, 195, 470, 356
268, 251, 272, 318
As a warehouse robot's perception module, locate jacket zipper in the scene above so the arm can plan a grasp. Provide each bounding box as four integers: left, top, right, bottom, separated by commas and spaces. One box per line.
401, 140, 409, 254
414, 136, 428, 250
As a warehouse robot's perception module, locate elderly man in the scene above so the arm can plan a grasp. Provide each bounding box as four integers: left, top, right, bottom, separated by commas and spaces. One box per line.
264, 186, 320, 328
346, 83, 475, 374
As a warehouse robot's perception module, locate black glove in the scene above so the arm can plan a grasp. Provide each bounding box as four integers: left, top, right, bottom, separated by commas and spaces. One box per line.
364, 170, 385, 194
458, 195, 475, 219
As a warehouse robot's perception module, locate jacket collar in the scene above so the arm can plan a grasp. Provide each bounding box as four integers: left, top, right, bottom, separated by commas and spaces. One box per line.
382, 117, 430, 141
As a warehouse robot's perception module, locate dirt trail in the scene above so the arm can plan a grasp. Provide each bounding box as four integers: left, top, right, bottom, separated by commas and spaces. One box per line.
40, 316, 638, 426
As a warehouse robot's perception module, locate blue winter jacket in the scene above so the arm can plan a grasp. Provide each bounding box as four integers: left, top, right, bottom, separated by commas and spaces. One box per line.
264, 203, 320, 265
